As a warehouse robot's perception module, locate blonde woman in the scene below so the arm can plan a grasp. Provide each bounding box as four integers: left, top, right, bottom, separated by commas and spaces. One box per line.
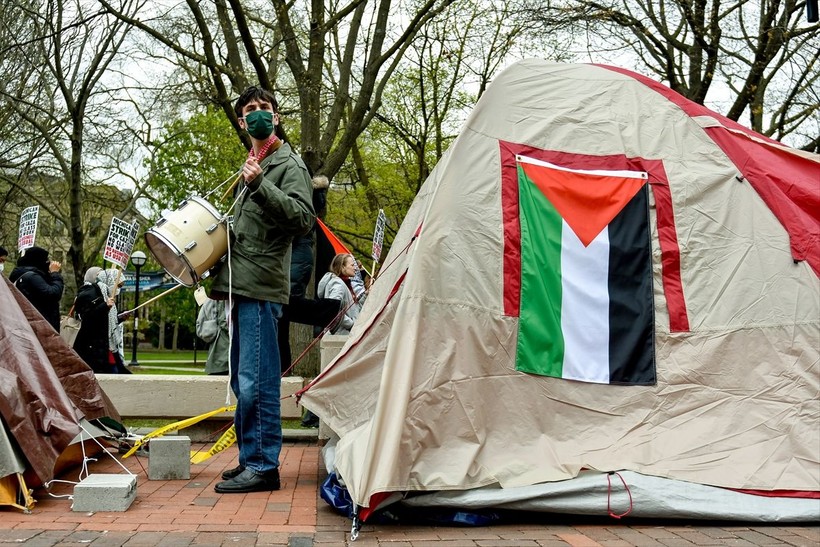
317, 253, 363, 335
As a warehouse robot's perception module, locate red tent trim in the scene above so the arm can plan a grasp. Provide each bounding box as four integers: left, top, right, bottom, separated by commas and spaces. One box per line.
598, 64, 820, 277
499, 140, 690, 332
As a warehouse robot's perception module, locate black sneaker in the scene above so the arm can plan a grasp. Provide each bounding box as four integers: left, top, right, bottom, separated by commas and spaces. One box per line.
214, 468, 280, 494
221, 464, 245, 480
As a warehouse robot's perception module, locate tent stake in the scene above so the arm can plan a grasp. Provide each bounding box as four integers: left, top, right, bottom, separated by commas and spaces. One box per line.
350, 505, 361, 541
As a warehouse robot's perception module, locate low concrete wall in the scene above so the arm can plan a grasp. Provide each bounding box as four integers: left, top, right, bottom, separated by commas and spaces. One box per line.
96, 375, 304, 420
317, 335, 348, 441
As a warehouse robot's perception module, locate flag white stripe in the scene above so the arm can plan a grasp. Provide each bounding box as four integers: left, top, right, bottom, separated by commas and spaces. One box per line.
516, 154, 647, 180
561, 222, 610, 383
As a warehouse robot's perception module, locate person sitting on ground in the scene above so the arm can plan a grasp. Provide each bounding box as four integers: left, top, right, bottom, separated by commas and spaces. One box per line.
196, 297, 229, 375
317, 253, 365, 335
9, 246, 64, 331
0, 246, 8, 275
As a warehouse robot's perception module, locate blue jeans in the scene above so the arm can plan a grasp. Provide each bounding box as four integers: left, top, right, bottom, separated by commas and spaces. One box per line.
229, 297, 283, 474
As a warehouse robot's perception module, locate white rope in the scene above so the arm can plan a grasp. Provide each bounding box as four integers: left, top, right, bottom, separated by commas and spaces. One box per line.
221, 185, 246, 405
203, 169, 243, 199
42, 421, 136, 500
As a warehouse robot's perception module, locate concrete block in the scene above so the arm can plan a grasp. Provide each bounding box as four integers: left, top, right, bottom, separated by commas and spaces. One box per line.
72, 474, 137, 512
320, 334, 348, 369
318, 335, 348, 441
149, 436, 190, 480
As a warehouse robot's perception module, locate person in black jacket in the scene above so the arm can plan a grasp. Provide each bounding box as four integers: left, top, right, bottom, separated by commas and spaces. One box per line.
9, 246, 64, 331
74, 267, 111, 373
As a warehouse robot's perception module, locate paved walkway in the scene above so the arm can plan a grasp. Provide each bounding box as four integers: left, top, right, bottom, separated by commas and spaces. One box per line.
1, 440, 817, 546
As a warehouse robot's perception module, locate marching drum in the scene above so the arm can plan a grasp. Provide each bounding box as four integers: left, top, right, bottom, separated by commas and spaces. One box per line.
145, 196, 228, 286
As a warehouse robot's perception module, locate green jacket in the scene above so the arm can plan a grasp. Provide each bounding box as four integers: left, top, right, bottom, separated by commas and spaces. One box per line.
210, 142, 314, 303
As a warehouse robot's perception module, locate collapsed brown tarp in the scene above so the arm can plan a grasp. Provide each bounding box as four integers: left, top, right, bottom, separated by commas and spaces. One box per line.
0, 276, 120, 486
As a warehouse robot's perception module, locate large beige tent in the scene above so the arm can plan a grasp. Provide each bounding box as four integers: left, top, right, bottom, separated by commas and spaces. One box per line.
300, 61, 819, 521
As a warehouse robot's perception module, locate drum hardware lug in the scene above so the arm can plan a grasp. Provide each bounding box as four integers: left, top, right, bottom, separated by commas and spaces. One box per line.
184, 241, 197, 252
206, 223, 218, 234
156, 218, 167, 227
178, 199, 189, 208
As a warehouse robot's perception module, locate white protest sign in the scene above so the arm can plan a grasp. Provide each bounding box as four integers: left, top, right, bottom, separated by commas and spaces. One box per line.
18, 206, 39, 251
103, 217, 139, 268
130, 220, 140, 249
371, 209, 386, 262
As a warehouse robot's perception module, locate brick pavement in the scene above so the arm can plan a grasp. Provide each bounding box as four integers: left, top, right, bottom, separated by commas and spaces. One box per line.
0, 440, 817, 546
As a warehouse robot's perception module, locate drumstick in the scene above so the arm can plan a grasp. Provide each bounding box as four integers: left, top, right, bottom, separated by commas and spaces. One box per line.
121, 283, 184, 314
220, 171, 243, 201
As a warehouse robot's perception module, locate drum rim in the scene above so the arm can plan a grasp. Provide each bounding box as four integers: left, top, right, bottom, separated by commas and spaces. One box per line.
186, 195, 224, 221
144, 229, 197, 287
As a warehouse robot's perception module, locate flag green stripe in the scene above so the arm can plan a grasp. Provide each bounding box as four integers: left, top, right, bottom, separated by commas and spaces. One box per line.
516, 166, 564, 376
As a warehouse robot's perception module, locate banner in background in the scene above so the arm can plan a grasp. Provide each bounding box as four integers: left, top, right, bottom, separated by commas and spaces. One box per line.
17, 206, 39, 252
121, 270, 169, 293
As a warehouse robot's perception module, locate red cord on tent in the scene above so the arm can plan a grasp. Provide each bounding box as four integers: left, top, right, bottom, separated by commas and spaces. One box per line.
291, 227, 422, 399
606, 472, 633, 519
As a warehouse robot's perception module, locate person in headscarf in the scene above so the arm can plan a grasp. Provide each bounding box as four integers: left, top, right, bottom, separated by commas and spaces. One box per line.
74, 267, 115, 373
9, 246, 64, 331
95, 268, 131, 374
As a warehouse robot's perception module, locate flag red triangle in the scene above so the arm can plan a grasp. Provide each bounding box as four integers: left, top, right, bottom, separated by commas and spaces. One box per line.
317, 218, 352, 256
521, 162, 647, 247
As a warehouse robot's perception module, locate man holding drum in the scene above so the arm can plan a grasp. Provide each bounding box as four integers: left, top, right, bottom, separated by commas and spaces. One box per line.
210, 86, 315, 494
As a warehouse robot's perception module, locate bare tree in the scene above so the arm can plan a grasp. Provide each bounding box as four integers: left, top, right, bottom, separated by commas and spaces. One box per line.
0, 0, 144, 287
521, 0, 819, 150
98, 0, 458, 177
325, 0, 564, 259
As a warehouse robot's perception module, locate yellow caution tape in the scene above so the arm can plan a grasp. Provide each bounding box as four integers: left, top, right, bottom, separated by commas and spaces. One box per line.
190, 425, 237, 463
121, 405, 236, 459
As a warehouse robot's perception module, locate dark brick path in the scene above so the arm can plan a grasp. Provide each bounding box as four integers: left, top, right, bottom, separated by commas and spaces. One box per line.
1, 441, 817, 546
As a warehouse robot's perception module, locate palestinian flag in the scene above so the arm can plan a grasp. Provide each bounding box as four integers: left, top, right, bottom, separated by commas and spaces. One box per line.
514, 155, 655, 385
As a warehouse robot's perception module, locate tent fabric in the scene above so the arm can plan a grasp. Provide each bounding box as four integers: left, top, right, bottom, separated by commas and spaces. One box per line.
0, 276, 120, 486
400, 471, 820, 522
599, 65, 820, 276
300, 60, 820, 513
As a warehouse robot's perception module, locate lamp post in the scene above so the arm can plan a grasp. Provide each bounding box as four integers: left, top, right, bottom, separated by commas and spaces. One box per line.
129, 251, 147, 366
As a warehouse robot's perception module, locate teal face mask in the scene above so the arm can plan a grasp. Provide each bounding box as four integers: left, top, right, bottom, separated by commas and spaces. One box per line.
244, 110, 274, 140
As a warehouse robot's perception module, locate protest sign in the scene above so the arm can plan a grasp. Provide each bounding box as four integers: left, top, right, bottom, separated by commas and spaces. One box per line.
103, 216, 139, 268
18, 206, 39, 251
372, 209, 386, 262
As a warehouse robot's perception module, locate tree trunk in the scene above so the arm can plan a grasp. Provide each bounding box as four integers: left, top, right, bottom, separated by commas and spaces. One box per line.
159, 307, 166, 349
172, 319, 179, 351
290, 324, 320, 378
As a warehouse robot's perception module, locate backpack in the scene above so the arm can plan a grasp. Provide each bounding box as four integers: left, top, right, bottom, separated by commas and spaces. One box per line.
13, 271, 35, 299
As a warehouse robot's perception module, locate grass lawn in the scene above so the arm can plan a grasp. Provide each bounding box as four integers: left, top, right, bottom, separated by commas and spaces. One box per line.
129, 365, 205, 375
123, 418, 308, 430
135, 350, 199, 362
126, 349, 206, 374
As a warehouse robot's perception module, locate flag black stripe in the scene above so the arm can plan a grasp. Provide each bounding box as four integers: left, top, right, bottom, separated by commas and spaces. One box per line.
607, 185, 656, 385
